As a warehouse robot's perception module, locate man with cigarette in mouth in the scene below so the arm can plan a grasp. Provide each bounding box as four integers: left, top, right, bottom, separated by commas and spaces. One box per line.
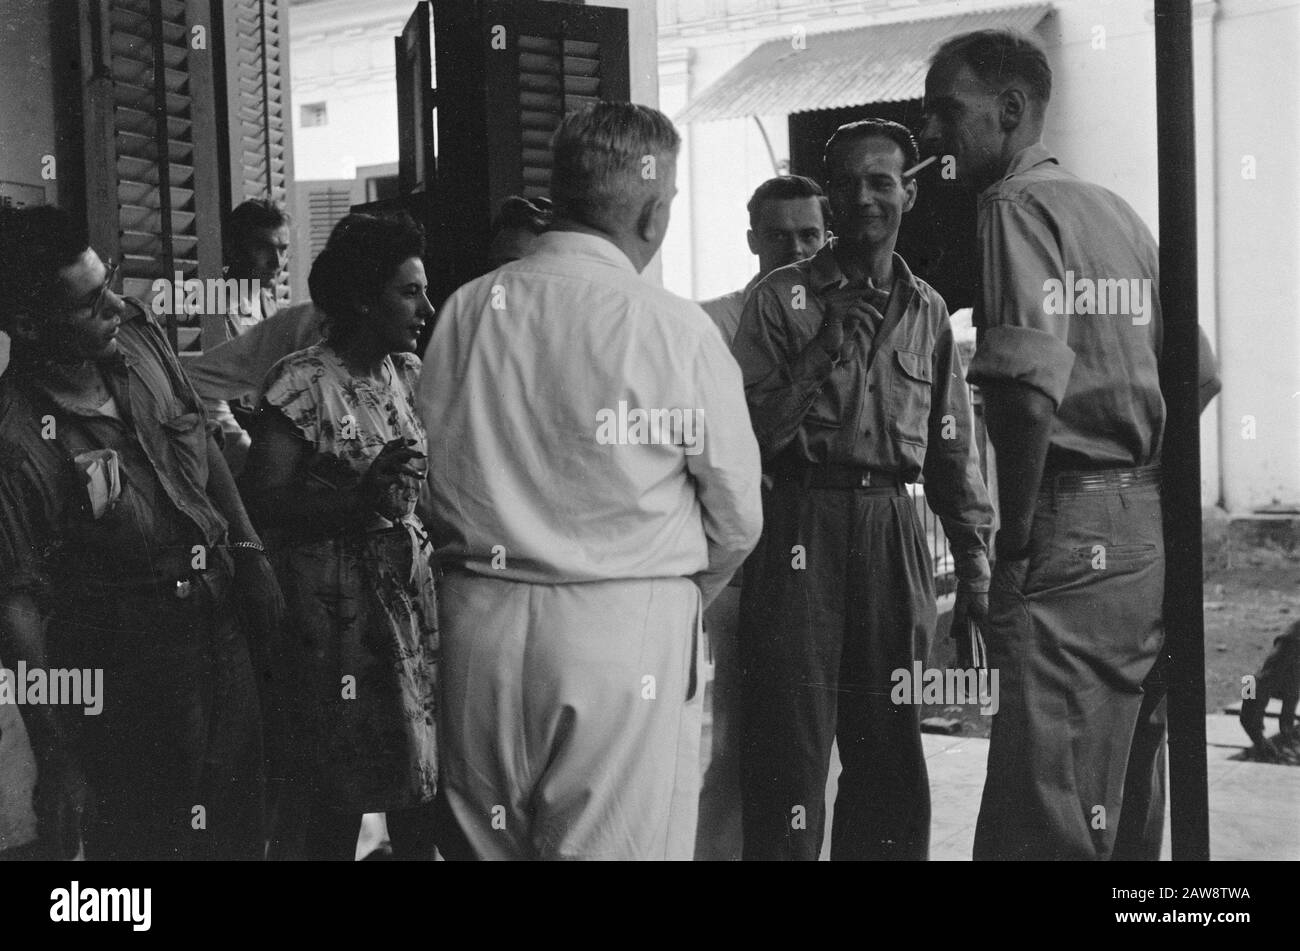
921, 29, 1220, 861
731, 118, 993, 860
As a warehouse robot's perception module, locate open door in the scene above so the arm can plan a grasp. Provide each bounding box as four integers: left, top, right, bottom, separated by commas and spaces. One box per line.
396, 2, 436, 198
385, 0, 630, 314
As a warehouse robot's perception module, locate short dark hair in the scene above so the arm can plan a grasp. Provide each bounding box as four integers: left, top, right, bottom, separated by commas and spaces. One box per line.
0, 205, 90, 332
227, 198, 289, 255
308, 211, 425, 344
746, 176, 831, 232
490, 195, 553, 242
551, 101, 681, 229
931, 29, 1052, 105
823, 119, 919, 178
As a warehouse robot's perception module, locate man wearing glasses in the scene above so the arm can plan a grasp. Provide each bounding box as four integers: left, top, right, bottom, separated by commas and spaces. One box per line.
0, 206, 282, 860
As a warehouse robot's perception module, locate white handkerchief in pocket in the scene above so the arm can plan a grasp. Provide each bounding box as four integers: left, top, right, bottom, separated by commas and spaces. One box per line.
74, 449, 122, 519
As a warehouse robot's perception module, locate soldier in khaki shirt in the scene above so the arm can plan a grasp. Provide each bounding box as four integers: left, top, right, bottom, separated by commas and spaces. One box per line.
922, 29, 1220, 860
732, 119, 993, 860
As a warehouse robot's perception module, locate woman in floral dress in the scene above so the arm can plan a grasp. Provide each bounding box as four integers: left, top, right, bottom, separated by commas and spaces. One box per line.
244, 212, 438, 859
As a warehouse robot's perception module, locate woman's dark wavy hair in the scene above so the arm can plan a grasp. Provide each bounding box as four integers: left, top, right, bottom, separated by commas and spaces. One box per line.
308, 211, 425, 345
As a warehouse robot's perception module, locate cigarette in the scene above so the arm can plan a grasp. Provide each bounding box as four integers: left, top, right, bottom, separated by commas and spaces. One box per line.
903, 155, 938, 178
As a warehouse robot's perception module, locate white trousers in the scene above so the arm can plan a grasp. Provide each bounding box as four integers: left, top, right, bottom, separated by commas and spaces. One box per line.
437, 573, 704, 860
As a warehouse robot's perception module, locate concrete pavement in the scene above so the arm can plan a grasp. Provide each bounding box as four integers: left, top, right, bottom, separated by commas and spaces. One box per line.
819, 715, 1300, 860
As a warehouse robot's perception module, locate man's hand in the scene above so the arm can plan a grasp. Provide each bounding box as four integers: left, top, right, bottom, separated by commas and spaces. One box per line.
951, 589, 989, 668
231, 547, 285, 653
818, 294, 885, 364
815, 306, 846, 357
33, 751, 91, 860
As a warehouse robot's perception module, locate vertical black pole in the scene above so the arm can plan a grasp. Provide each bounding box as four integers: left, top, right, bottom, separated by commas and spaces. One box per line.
1154, 0, 1210, 861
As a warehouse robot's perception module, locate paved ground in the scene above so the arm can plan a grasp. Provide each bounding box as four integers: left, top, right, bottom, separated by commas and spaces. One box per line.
5, 680, 1296, 860
819, 714, 1300, 861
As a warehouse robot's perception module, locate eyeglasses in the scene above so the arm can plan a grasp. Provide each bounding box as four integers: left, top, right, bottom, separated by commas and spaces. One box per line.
89, 260, 121, 319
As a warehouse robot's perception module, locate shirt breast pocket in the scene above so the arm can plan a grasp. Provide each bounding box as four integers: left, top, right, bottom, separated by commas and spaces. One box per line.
889, 349, 933, 447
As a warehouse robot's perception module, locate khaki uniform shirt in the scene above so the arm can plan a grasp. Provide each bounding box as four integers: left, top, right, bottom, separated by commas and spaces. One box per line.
732, 239, 992, 590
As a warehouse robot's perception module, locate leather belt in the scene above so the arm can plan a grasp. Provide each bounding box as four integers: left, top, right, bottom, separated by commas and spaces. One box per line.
1043, 463, 1161, 493
770, 462, 906, 495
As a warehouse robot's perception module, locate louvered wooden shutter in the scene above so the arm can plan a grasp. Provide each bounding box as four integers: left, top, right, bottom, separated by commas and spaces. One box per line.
224, 0, 291, 205
516, 35, 605, 200
287, 179, 357, 303
306, 185, 355, 260
222, 0, 294, 301
424, 0, 629, 309
81, 0, 224, 352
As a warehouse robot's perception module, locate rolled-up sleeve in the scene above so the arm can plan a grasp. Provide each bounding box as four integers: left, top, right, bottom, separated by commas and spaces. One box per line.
922, 314, 993, 592
966, 197, 1076, 406
686, 325, 764, 606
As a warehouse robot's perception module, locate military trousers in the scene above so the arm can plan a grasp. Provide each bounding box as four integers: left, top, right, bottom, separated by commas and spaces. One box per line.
739, 478, 936, 861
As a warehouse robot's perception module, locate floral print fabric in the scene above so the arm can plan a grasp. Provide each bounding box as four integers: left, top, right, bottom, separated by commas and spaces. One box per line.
262, 344, 437, 812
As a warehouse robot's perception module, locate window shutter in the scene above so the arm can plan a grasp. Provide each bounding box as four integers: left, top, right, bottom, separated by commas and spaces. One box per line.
81, 0, 224, 352
224, 0, 292, 205
287, 179, 357, 303
515, 35, 608, 201
305, 185, 355, 260
423, 0, 630, 308
222, 0, 294, 303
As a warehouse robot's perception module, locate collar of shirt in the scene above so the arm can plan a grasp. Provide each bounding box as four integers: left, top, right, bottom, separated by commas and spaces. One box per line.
530, 229, 638, 273
23, 308, 144, 418
983, 142, 1059, 197
806, 238, 921, 297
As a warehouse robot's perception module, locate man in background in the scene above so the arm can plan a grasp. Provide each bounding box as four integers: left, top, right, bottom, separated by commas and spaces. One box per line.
192, 199, 294, 474
694, 174, 829, 862
700, 176, 829, 347
487, 195, 553, 268
218, 198, 291, 341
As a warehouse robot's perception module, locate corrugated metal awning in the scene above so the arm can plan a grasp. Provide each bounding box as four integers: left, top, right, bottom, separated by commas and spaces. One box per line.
676, 4, 1052, 125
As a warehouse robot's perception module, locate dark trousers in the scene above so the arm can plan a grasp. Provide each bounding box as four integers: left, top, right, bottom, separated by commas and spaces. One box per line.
695, 585, 743, 861
974, 478, 1164, 861
58, 563, 265, 861
739, 481, 936, 861
1113, 661, 1168, 861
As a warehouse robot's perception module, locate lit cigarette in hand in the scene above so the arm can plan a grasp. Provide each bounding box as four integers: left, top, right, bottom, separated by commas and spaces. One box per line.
903, 155, 938, 178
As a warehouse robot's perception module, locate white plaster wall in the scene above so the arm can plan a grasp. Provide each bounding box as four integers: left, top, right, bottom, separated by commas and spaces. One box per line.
1212, 0, 1300, 512
288, 0, 410, 181
0, 0, 58, 206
